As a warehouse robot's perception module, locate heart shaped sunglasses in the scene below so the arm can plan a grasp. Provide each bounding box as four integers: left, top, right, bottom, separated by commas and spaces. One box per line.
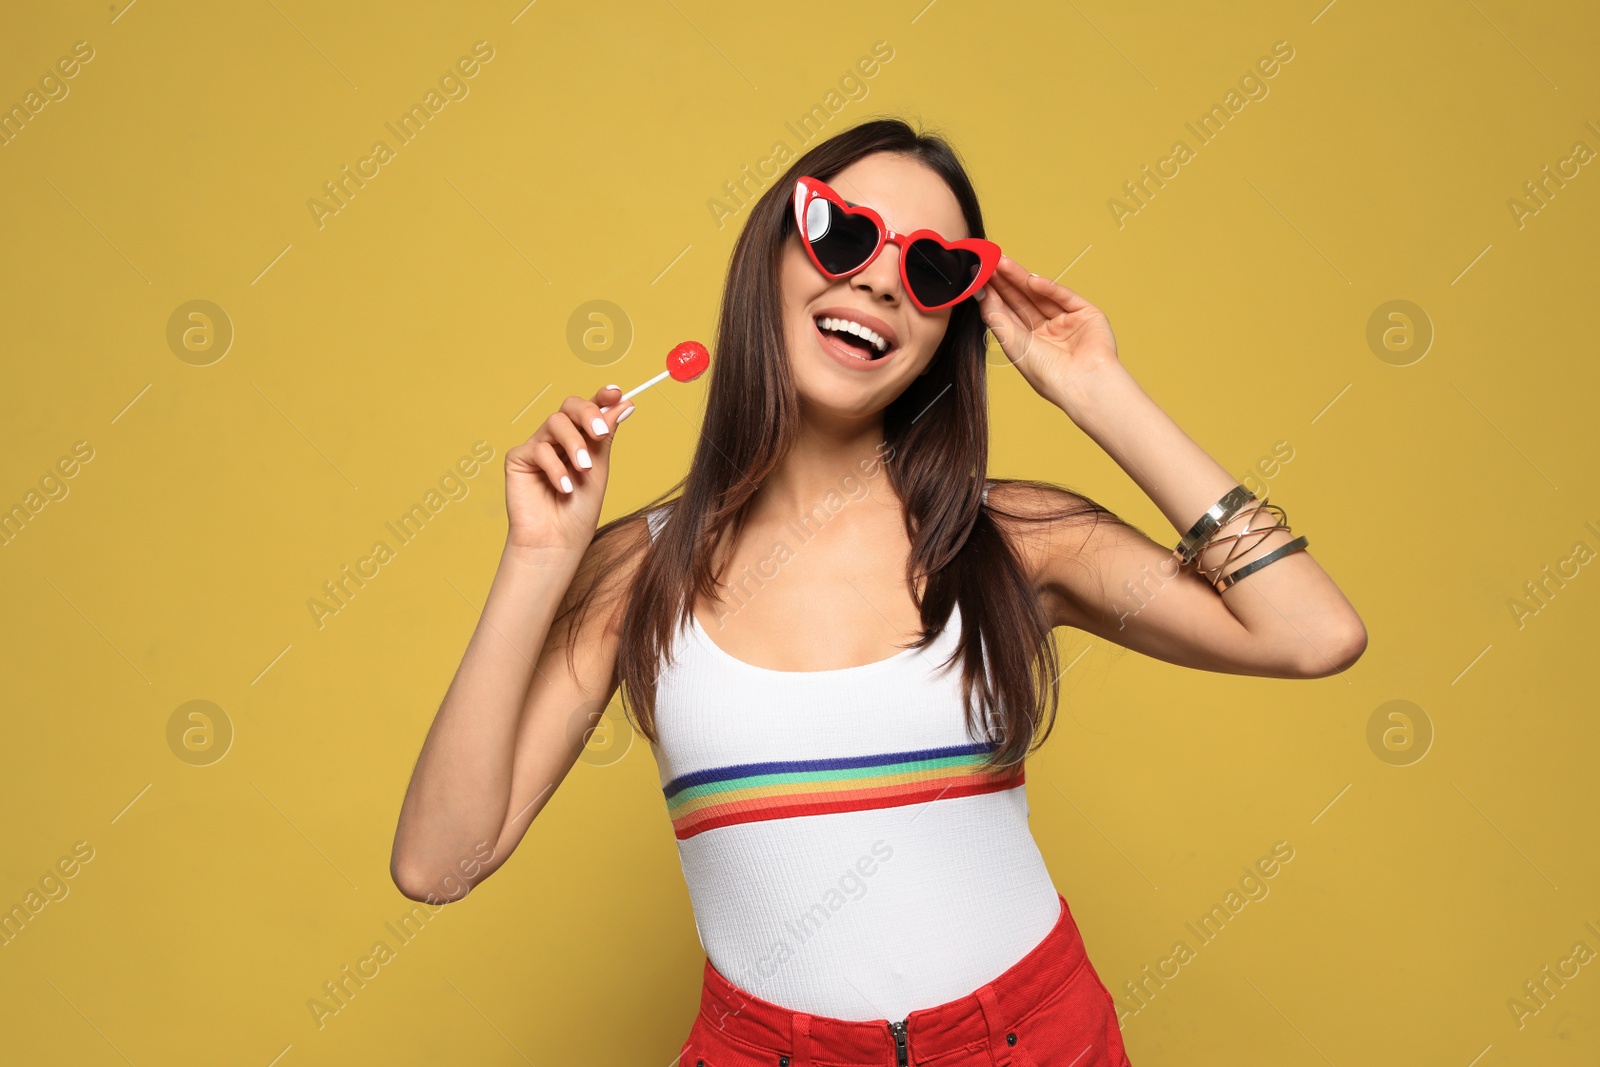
791, 175, 1001, 313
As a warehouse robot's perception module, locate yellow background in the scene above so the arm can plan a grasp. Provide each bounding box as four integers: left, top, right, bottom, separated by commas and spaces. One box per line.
2, 1, 1597, 1063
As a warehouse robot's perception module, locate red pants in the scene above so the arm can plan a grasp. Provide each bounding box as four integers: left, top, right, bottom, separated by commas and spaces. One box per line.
677, 893, 1132, 1067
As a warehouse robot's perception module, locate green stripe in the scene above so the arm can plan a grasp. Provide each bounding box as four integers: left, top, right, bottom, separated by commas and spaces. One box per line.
665, 753, 987, 811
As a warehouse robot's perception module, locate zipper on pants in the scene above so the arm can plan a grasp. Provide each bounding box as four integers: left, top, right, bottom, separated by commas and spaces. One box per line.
888, 1019, 910, 1065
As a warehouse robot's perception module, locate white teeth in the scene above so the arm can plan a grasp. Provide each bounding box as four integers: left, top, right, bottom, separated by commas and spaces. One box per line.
817, 316, 890, 354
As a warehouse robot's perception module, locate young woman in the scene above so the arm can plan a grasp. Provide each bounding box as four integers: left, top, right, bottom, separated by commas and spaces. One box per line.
389, 119, 1366, 1066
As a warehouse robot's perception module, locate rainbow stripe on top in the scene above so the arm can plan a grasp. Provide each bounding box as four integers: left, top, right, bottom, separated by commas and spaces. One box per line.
663, 742, 1025, 841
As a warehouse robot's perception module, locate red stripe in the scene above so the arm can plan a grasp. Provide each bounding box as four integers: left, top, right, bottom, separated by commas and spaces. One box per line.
674, 768, 1025, 840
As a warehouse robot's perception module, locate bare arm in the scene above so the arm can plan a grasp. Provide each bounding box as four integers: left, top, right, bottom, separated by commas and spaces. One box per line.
995, 481, 1358, 679
980, 256, 1366, 679
388, 387, 639, 903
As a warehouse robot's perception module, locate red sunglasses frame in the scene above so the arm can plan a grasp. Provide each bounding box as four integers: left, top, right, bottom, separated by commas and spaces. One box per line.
792, 175, 1001, 313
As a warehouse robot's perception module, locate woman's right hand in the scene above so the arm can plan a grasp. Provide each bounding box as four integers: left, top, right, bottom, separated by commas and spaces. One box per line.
503, 386, 634, 554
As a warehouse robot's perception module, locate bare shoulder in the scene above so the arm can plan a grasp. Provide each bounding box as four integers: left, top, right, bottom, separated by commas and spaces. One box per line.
983, 478, 1137, 580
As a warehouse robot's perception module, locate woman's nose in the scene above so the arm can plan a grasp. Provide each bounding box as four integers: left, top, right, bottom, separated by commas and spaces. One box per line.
850, 245, 902, 303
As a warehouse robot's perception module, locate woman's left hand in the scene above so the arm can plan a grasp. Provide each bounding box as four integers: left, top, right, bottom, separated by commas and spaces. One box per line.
977, 254, 1121, 407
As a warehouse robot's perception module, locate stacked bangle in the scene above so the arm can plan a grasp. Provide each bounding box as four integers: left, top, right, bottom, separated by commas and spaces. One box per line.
1215, 534, 1310, 590
1173, 484, 1310, 592
1174, 484, 1256, 566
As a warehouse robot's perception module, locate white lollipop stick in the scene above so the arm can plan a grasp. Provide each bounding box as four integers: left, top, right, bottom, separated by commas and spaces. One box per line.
618, 370, 669, 403
599, 371, 667, 413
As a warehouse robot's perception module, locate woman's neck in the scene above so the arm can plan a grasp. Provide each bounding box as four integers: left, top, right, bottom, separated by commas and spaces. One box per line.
752, 411, 894, 521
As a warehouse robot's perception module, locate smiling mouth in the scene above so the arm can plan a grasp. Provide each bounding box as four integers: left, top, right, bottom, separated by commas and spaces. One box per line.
813, 315, 894, 362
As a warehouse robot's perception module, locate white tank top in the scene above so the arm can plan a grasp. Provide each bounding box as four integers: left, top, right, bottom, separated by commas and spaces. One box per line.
644, 504, 1063, 1021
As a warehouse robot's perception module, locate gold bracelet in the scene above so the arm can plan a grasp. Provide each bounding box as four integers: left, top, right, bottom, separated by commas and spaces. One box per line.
1194, 496, 1291, 587
1192, 496, 1280, 571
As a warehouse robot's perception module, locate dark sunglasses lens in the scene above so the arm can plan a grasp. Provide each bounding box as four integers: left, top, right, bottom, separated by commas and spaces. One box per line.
803, 197, 880, 275
905, 240, 982, 307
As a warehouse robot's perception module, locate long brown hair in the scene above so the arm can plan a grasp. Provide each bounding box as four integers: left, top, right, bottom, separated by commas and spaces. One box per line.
573, 118, 1126, 768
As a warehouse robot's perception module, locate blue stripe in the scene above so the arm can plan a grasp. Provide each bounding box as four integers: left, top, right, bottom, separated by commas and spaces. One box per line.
662, 741, 996, 800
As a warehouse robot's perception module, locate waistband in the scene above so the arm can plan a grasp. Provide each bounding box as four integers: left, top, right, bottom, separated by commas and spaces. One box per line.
694, 892, 1085, 1064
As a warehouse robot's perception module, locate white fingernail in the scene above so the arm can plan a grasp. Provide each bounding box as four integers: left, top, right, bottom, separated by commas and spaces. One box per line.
606, 383, 620, 391
591, 417, 609, 436
976, 286, 988, 300
575, 448, 592, 469
617, 405, 634, 423
559, 475, 573, 494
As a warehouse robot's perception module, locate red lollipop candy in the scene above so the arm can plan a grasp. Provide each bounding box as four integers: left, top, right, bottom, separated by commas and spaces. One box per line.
666, 340, 711, 382
614, 340, 711, 405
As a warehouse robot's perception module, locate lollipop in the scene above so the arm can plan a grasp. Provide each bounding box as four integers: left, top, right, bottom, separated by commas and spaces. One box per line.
603, 341, 710, 410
